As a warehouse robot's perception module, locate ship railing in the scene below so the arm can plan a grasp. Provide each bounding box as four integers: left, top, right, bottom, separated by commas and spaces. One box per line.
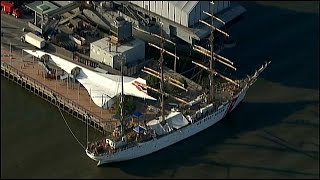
92, 141, 140, 156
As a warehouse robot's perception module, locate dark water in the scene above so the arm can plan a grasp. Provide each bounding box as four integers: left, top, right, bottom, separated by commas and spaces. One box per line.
1, 1, 319, 179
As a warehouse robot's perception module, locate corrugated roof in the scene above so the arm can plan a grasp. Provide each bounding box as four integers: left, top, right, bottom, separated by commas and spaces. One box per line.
180, 1, 198, 13
131, 1, 199, 14
167, 1, 199, 13
175, 1, 188, 10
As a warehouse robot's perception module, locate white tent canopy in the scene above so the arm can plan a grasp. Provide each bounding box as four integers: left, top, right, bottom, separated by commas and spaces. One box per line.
23, 49, 156, 109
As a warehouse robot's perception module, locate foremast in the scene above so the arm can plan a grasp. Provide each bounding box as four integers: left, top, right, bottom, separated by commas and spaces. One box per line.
194, 1, 238, 103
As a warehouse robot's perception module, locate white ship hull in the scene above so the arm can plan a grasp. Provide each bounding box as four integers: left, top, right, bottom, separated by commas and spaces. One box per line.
86, 85, 248, 165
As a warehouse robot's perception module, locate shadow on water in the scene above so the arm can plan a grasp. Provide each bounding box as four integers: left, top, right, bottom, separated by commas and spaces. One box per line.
99, 99, 318, 178
220, 1, 319, 90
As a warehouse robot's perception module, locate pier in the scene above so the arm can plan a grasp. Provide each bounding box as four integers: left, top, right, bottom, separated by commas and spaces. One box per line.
1, 46, 119, 134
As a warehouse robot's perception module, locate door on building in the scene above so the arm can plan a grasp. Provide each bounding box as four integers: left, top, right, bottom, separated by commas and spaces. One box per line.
169, 25, 177, 38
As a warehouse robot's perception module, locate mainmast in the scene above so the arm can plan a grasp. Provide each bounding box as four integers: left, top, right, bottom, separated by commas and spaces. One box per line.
120, 53, 125, 135
143, 22, 187, 124
159, 22, 165, 124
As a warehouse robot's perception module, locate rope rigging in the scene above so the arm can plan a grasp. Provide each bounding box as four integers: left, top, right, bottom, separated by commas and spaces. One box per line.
58, 106, 86, 150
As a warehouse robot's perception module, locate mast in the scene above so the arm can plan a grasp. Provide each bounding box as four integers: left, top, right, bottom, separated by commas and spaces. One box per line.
193, 1, 236, 100
208, 1, 222, 103
159, 22, 165, 124
145, 22, 182, 123
86, 90, 90, 149
120, 53, 125, 135
86, 114, 89, 148
147, 31, 177, 73
209, 1, 214, 103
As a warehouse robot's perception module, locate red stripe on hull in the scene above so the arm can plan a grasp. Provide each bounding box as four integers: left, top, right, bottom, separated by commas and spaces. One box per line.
223, 96, 239, 118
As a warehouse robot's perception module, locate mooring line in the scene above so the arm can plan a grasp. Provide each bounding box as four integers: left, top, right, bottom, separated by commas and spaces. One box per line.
58, 107, 86, 150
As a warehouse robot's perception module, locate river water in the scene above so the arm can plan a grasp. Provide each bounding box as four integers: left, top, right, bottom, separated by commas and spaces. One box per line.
1, 1, 319, 178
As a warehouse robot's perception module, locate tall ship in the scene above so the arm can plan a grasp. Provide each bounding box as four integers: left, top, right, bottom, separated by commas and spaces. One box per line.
85, 3, 271, 166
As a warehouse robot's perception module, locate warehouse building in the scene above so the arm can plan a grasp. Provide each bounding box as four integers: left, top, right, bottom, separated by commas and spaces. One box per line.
90, 16, 145, 70
90, 37, 145, 70
122, 1, 245, 44
129, 1, 230, 28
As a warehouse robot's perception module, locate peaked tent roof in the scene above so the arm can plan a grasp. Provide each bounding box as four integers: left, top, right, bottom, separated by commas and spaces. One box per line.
132, 111, 143, 118
133, 125, 146, 133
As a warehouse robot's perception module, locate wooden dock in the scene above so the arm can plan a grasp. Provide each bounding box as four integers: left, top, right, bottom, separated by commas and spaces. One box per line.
1, 47, 119, 134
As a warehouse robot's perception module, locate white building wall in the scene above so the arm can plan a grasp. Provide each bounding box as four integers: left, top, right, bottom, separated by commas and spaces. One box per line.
142, 1, 145, 10
176, 28, 193, 44
168, 2, 175, 22
129, 1, 230, 27
162, 1, 169, 20
90, 38, 145, 69
130, 1, 139, 7
150, 1, 156, 13
174, 6, 181, 25
90, 44, 114, 67
155, 1, 163, 16
130, 1, 136, 6
181, 10, 188, 27
145, 1, 150, 11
